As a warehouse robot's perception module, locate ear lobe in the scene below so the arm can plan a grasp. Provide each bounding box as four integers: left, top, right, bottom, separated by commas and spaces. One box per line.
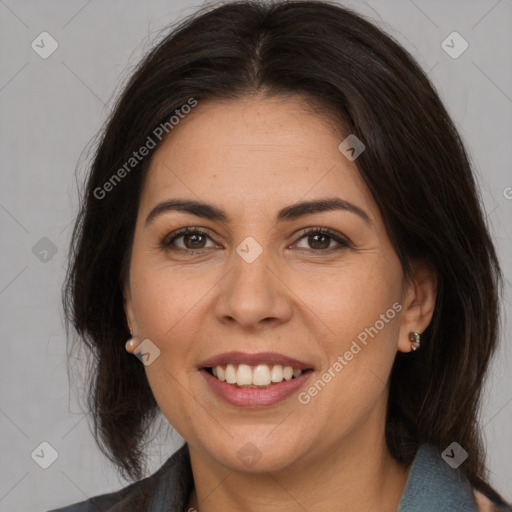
397, 260, 437, 353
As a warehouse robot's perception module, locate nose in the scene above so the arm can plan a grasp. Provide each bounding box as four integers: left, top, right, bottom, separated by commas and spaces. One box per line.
213, 240, 293, 330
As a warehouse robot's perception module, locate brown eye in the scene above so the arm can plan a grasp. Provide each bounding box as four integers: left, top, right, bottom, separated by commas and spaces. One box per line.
162, 227, 349, 255
182, 232, 207, 249
307, 233, 331, 250
162, 228, 215, 252
294, 228, 350, 252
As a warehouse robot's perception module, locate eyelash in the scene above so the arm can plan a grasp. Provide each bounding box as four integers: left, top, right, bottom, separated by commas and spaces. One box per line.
161, 227, 350, 254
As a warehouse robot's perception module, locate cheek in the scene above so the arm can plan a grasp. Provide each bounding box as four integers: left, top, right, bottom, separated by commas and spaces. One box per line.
129, 246, 205, 342
128, 262, 203, 436
293, 256, 402, 343
297, 257, 402, 405
132, 280, 177, 338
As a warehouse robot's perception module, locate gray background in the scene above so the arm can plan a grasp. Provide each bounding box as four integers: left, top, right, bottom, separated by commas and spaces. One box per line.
0, 0, 511, 510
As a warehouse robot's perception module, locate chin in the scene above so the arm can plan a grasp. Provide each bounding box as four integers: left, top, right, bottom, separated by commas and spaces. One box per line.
201, 433, 307, 473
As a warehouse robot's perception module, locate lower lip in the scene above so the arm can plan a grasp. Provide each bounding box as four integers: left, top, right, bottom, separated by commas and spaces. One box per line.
200, 369, 313, 407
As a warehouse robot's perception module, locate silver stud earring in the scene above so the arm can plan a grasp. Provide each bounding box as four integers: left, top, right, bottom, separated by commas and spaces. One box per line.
408, 331, 421, 351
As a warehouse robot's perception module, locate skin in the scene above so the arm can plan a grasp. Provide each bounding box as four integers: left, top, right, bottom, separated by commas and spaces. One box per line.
124, 93, 437, 512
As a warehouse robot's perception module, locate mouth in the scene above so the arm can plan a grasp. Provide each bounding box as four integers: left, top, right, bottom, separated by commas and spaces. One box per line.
198, 352, 314, 407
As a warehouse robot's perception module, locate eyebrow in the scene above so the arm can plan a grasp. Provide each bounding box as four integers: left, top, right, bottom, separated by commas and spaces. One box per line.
145, 197, 372, 226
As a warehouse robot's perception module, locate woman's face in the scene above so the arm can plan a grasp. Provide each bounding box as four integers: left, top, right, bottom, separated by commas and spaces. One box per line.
124, 94, 434, 472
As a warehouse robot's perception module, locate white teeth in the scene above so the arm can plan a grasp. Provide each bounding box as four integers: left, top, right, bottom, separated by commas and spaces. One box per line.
271, 364, 283, 382
253, 364, 272, 386
225, 363, 237, 384
210, 363, 305, 387
236, 364, 253, 385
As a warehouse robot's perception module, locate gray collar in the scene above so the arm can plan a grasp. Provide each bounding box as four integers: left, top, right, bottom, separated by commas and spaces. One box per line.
396, 444, 477, 511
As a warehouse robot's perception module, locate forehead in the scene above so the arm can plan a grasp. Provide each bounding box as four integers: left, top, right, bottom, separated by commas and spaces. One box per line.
139, 95, 378, 223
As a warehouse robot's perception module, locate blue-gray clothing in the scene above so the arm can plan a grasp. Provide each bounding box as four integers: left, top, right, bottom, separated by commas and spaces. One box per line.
47, 443, 509, 511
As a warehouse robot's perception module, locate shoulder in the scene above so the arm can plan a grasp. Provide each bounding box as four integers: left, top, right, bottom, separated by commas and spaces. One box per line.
46, 444, 193, 512
473, 488, 512, 512
474, 489, 495, 512
398, 444, 510, 512
45, 476, 155, 512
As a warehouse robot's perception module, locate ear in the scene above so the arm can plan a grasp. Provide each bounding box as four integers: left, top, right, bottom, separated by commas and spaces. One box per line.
397, 260, 437, 353
123, 280, 138, 354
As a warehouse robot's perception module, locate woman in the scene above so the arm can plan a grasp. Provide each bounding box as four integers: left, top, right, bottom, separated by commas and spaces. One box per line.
52, 1, 511, 510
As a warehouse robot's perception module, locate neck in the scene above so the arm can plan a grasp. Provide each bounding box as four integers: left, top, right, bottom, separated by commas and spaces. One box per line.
185, 427, 411, 512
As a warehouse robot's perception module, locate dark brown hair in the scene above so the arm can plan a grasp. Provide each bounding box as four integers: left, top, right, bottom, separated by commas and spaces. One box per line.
63, 0, 508, 506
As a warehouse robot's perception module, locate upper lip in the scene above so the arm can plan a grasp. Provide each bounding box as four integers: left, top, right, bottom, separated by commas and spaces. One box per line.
199, 351, 313, 370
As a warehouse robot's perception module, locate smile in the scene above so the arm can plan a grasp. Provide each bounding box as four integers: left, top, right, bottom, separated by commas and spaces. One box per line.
198, 351, 314, 407
206, 363, 305, 387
